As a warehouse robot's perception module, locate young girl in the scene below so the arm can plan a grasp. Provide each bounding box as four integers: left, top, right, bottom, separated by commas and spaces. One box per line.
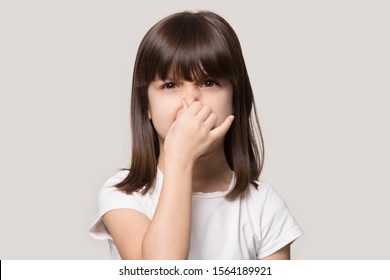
89, 10, 303, 260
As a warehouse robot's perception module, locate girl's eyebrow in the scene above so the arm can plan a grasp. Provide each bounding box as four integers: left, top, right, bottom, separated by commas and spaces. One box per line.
153, 78, 183, 87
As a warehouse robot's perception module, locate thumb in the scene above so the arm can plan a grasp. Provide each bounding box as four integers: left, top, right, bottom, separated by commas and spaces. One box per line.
182, 99, 188, 110
176, 99, 188, 119
209, 115, 234, 140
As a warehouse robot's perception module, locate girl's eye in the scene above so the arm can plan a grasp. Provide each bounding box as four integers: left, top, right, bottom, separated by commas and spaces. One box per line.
161, 82, 177, 89
202, 80, 218, 87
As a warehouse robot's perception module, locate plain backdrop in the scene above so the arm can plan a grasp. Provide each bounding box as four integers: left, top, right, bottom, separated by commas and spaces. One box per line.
1, 0, 389, 259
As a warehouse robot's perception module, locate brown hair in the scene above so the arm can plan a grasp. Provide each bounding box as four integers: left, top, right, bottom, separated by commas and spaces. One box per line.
114, 10, 264, 199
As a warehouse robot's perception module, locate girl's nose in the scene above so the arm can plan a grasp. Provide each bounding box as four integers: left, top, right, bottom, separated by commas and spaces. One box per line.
183, 86, 200, 105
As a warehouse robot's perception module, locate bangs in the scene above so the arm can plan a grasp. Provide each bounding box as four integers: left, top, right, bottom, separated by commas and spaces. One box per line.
137, 12, 237, 85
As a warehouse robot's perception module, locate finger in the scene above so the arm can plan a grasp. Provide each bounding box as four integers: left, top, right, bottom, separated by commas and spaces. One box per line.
186, 100, 203, 115
176, 99, 189, 119
182, 99, 188, 110
195, 105, 212, 122
209, 115, 234, 140
176, 100, 186, 119
203, 111, 218, 130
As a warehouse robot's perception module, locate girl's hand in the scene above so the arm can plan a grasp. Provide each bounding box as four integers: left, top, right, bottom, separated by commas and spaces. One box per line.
163, 100, 234, 163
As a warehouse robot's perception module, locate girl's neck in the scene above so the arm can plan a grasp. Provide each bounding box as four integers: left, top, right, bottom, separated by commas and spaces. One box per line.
158, 145, 233, 193
191, 147, 232, 193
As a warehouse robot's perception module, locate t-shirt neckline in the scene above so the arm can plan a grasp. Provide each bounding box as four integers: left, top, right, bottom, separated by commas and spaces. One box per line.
156, 167, 236, 199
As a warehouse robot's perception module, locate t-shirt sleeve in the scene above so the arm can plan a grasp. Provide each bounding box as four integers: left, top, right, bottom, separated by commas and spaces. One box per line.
88, 171, 147, 240
257, 185, 303, 259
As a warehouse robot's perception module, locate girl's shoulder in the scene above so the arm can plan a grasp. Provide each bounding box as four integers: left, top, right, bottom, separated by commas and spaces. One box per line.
246, 180, 273, 198
244, 180, 290, 212
100, 169, 153, 196
97, 170, 151, 214
102, 169, 130, 189
89, 170, 150, 241
100, 168, 157, 197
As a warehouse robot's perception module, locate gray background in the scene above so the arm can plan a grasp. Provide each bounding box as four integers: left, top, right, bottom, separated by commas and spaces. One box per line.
1, 0, 389, 259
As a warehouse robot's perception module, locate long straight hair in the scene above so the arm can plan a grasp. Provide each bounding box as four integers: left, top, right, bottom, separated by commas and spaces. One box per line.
114, 11, 264, 199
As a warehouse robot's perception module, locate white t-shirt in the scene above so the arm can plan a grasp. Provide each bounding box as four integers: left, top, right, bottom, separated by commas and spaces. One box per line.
89, 169, 303, 259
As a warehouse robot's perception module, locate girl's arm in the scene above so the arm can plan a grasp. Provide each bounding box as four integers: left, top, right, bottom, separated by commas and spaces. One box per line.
103, 161, 193, 259
259, 244, 291, 260
141, 159, 193, 259
103, 101, 234, 259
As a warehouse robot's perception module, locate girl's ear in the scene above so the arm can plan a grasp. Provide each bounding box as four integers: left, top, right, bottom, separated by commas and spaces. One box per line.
147, 106, 152, 119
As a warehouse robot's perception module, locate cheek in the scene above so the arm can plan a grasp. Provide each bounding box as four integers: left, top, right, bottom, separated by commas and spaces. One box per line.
148, 98, 181, 139
203, 95, 233, 125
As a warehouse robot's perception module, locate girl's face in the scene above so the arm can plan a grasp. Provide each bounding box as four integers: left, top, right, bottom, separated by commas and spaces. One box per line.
147, 77, 233, 145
